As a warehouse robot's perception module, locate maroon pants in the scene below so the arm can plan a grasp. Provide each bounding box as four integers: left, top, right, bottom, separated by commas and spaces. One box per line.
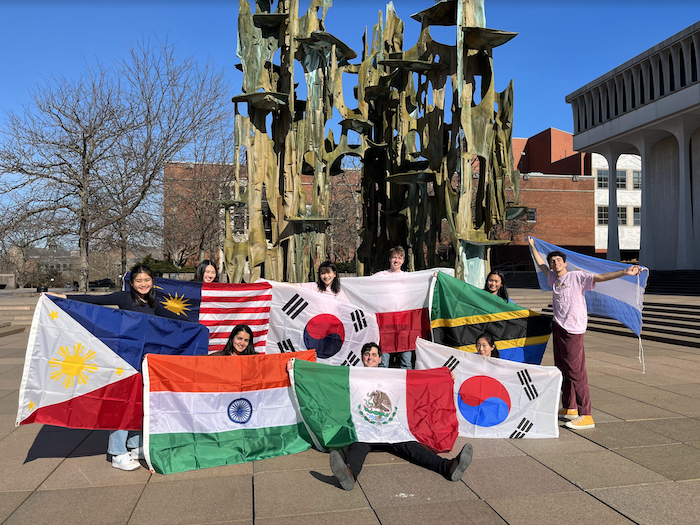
552, 322, 591, 415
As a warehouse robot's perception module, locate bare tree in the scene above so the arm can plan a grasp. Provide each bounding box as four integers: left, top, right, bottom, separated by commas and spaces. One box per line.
0, 39, 232, 290
327, 154, 363, 264
163, 119, 238, 269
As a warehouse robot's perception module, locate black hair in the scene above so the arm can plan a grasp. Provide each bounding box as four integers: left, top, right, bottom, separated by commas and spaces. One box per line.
547, 250, 567, 265
317, 261, 341, 294
476, 332, 500, 358
484, 270, 509, 302
129, 265, 156, 308
194, 260, 218, 283
361, 342, 382, 358
221, 324, 257, 355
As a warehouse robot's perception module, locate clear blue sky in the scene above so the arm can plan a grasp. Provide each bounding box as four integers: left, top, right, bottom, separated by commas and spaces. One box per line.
1, 0, 699, 140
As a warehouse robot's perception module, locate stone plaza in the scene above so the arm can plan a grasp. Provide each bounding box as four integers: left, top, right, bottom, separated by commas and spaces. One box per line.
1, 289, 700, 524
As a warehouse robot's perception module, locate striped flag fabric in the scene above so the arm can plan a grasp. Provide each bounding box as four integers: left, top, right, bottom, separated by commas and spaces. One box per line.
341, 268, 454, 354
143, 350, 316, 475
16, 295, 209, 430
529, 237, 648, 336
415, 338, 561, 439
265, 282, 380, 366
430, 272, 552, 364
149, 277, 272, 353
289, 358, 458, 452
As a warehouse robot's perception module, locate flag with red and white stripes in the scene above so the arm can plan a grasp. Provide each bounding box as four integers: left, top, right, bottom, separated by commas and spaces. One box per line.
151, 277, 271, 353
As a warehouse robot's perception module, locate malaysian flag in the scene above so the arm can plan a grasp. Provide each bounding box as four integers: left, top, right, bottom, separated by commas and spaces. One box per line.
148, 277, 272, 353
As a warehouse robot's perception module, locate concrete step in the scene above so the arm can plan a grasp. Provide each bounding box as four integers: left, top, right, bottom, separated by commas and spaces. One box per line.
0, 325, 28, 337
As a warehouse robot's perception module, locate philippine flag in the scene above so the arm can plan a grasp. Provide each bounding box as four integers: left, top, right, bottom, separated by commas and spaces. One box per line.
415, 338, 562, 439
16, 295, 210, 430
265, 282, 380, 366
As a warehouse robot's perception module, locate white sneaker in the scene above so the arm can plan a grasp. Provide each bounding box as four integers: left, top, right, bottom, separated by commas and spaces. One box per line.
112, 453, 141, 471
129, 447, 145, 460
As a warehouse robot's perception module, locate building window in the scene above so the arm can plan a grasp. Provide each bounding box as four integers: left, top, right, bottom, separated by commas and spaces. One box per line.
633, 170, 641, 189
618, 206, 627, 226
597, 206, 608, 225
526, 209, 537, 222
597, 169, 608, 188
616, 170, 627, 189
633, 207, 641, 226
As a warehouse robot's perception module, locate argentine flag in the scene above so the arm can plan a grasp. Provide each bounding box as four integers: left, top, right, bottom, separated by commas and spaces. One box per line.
529, 238, 648, 336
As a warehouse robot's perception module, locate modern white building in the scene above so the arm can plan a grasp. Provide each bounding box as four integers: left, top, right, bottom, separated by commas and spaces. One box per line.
566, 21, 700, 270
592, 153, 641, 257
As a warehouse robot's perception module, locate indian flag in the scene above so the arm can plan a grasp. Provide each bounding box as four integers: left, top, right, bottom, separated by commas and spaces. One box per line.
143, 350, 315, 475
290, 359, 458, 453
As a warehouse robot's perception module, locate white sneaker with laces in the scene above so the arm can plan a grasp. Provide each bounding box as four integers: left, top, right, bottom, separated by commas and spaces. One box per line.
129, 447, 145, 460
112, 452, 141, 471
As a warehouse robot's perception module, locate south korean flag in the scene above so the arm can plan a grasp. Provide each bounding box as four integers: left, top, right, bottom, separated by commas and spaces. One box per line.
415, 338, 562, 439
265, 282, 380, 367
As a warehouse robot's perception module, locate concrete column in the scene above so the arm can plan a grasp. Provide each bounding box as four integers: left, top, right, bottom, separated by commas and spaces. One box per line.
571, 98, 580, 132
693, 34, 700, 82
681, 39, 692, 87
614, 76, 623, 115
584, 91, 594, 129
592, 88, 600, 125
671, 45, 682, 91
600, 84, 609, 121
662, 116, 700, 268
675, 122, 696, 268
630, 137, 656, 269
632, 65, 642, 107
642, 60, 652, 103
650, 55, 661, 100
661, 49, 672, 96
623, 70, 632, 111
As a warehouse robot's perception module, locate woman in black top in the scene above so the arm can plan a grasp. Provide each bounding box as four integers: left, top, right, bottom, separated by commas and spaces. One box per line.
210, 324, 257, 356
47, 264, 162, 471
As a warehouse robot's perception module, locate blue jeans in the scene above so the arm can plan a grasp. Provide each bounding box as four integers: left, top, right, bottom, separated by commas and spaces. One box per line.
380, 351, 413, 369
107, 430, 142, 456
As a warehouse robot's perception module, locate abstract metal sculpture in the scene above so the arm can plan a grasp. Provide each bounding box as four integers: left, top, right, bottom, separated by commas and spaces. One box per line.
229, 0, 519, 284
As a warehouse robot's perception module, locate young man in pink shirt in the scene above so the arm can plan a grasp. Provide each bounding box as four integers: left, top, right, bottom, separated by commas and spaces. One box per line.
528, 237, 641, 429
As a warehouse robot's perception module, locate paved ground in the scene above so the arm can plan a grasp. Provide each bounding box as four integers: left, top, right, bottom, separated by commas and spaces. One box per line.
1, 293, 700, 524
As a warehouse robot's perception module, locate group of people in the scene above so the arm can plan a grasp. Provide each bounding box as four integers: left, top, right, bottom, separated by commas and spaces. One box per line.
41, 238, 640, 489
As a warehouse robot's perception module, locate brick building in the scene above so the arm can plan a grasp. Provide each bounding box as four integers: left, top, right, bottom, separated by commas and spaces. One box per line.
491, 128, 594, 268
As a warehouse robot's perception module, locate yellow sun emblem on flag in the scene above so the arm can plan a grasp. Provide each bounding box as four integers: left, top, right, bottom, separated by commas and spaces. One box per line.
49, 343, 99, 388
160, 293, 191, 316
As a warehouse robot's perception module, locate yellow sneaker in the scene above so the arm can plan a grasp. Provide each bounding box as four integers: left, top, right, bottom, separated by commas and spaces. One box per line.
565, 415, 595, 430
558, 408, 579, 420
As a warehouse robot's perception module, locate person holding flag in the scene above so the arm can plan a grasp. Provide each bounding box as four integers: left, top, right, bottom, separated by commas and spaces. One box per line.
194, 260, 218, 283
46, 264, 171, 470
372, 246, 414, 369
298, 261, 349, 302
210, 324, 258, 356
527, 237, 641, 430
327, 342, 474, 490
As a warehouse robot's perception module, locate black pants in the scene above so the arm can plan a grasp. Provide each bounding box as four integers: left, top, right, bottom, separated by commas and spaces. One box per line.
344, 441, 450, 479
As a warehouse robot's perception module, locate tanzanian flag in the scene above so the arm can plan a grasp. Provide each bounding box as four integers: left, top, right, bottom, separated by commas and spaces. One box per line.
429, 272, 552, 364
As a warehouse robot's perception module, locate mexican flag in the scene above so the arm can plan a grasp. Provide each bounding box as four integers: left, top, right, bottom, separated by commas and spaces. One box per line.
289, 359, 458, 452
143, 350, 315, 475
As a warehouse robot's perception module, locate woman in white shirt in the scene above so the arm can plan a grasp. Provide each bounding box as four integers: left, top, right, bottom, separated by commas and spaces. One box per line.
299, 261, 349, 302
